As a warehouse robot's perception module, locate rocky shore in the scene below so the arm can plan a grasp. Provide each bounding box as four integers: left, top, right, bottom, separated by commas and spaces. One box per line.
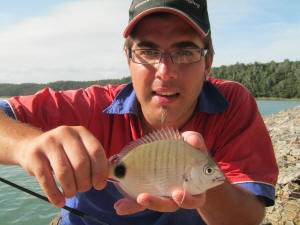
262, 106, 300, 224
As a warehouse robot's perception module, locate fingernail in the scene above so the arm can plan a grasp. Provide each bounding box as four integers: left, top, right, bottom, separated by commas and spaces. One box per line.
53, 198, 66, 208
94, 180, 106, 190
137, 194, 150, 206
114, 201, 126, 214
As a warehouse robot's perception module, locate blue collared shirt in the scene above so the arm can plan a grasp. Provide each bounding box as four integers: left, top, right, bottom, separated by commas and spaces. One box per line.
103, 81, 229, 115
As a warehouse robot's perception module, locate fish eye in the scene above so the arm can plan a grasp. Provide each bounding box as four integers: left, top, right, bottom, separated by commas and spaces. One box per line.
114, 163, 127, 178
204, 166, 215, 175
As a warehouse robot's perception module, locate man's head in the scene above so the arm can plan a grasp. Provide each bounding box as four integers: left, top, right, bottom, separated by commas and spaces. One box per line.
124, 0, 214, 62
124, 0, 214, 131
124, 0, 211, 39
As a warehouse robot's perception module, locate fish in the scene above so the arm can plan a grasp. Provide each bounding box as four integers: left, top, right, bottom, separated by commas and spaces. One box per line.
108, 128, 225, 200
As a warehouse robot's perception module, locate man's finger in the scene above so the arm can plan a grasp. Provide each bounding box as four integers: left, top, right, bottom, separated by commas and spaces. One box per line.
172, 189, 206, 209
77, 127, 108, 190
114, 198, 146, 215
181, 131, 208, 152
62, 128, 92, 193
46, 141, 77, 199
136, 193, 179, 212
34, 158, 66, 208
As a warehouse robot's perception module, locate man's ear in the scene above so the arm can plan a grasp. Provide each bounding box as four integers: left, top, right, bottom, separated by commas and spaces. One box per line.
205, 52, 214, 78
124, 47, 131, 65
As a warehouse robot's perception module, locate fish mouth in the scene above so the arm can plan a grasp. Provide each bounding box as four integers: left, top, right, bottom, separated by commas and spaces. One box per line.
213, 176, 226, 182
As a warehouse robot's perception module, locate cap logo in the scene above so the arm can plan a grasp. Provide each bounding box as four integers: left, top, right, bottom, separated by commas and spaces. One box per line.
135, 0, 152, 9
185, 0, 200, 9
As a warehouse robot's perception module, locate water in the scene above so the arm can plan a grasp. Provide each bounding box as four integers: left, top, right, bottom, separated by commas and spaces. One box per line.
257, 100, 300, 115
0, 99, 300, 225
0, 166, 59, 225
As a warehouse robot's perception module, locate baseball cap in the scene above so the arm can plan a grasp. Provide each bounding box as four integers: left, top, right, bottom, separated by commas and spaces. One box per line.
123, 0, 211, 38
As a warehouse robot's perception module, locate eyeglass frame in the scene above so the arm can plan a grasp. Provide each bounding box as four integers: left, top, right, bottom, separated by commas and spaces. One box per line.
128, 47, 208, 65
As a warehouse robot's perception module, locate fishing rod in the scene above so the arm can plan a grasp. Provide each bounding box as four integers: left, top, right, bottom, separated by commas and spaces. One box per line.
0, 177, 108, 225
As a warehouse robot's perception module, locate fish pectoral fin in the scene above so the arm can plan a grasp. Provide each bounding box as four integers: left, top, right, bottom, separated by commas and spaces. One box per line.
179, 188, 186, 206
183, 164, 193, 183
181, 166, 192, 200
182, 161, 205, 194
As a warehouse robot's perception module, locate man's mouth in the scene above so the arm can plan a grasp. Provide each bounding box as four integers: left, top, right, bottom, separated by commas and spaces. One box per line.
153, 91, 180, 97
152, 90, 180, 104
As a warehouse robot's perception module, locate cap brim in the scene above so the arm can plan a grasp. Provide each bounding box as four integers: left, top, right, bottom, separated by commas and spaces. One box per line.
123, 8, 208, 38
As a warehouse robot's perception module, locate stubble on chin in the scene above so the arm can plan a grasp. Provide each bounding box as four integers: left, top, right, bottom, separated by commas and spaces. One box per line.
160, 105, 170, 127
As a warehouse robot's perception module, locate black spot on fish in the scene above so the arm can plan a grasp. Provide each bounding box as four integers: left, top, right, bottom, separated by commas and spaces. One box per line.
114, 164, 126, 178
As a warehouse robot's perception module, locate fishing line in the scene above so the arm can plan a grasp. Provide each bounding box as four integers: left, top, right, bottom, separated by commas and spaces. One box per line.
0, 177, 108, 225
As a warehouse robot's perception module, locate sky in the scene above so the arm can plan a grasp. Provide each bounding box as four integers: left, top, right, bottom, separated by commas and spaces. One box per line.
0, 0, 299, 83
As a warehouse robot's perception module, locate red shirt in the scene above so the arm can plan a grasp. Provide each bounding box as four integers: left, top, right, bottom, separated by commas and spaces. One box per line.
2, 77, 278, 224
8, 78, 278, 185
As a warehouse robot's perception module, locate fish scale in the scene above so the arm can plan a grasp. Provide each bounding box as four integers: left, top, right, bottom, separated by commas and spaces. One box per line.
109, 128, 225, 199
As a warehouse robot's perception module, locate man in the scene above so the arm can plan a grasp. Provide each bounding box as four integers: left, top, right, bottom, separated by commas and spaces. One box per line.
0, 0, 278, 224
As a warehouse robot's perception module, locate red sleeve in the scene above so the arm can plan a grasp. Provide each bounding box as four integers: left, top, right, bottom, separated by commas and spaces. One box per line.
8, 87, 96, 131
213, 81, 278, 186
8, 84, 126, 132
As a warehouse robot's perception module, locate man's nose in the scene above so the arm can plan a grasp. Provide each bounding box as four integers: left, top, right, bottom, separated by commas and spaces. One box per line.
155, 53, 178, 80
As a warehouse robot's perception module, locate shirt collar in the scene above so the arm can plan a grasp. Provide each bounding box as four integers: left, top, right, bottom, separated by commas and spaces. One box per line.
103, 81, 229, 115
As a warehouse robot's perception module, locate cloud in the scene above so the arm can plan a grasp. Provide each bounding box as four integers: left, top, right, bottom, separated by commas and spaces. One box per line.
0, 0, 299, 83
0, 0, 131, 83
208, 0, 300, 66
0, 13, 16, 31
212, 21, 300, 66
257, 23, 300, 62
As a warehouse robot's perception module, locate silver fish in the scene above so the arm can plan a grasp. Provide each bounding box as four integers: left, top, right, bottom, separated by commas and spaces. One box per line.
108, 128, 225, 199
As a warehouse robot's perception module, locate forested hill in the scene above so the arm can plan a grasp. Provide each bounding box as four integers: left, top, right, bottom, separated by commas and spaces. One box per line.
210, 59, 300, 98
0, 60, 299, 98
0, 77, 131, 97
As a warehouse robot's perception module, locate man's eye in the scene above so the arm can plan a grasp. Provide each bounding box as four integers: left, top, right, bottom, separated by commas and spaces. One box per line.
174, 50, 193, 56
140, 50, 159, 56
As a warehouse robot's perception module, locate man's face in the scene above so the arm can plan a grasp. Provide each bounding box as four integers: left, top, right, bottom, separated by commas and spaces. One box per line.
128, 14, 210, 131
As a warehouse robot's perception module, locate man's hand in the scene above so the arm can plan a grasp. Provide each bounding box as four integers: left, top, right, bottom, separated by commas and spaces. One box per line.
16, 125, 108, 208
114, 189, 207, 215
112, 129, 266, 224
114, 131, 208, 215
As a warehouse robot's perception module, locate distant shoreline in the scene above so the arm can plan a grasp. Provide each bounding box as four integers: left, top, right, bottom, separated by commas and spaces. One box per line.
256, 97, 300, 101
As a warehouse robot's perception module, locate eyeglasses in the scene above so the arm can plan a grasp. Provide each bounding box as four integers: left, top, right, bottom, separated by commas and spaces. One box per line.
128, 48, 208, 65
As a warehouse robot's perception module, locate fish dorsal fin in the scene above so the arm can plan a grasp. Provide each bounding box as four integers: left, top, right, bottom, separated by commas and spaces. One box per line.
111, 128, 182, 162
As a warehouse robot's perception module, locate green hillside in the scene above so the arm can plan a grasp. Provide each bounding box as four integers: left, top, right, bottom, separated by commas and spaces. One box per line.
211, 59, 300, 98
1, 60, 299, 98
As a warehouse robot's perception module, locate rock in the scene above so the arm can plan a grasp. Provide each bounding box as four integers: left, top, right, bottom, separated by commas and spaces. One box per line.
262, 105, 300, 225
